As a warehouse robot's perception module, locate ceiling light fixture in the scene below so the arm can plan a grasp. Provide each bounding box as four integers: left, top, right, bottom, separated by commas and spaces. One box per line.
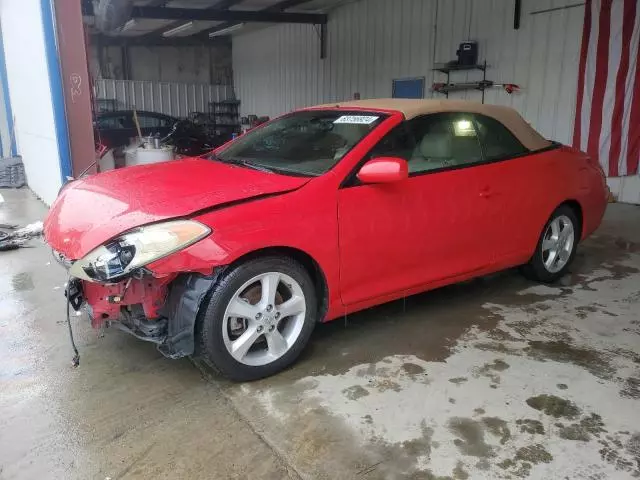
209, 23, 245, 37
163, 21, 194, 37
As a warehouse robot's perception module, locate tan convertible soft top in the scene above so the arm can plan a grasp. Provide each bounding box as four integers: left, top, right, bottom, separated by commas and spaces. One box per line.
313, 99, 551, 151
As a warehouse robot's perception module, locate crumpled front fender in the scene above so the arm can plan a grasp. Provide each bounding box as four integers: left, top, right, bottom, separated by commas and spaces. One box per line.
158, 268, 226, 359
80, 269, 225, 359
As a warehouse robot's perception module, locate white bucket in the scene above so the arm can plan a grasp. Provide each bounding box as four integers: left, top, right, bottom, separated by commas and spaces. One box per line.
98, 149, 116, 172
125, 146, 175, 167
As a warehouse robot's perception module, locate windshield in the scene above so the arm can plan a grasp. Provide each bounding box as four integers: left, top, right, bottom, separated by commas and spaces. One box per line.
214, 110, 387, 176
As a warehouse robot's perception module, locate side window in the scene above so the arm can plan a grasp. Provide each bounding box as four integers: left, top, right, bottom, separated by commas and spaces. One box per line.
474, 114, 527, 160
407, 113, 483, 174
137, 114, 169, 129
97, 114, 129, 129
368, 123, 415, 161
159, 116, 173, 127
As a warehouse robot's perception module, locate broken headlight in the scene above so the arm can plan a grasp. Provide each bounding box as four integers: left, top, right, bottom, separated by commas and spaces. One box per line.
69, 220, 210, 282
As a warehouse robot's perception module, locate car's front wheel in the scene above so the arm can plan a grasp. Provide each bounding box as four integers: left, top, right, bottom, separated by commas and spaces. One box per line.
521, 205, 579, 283
197, 256, 317, 381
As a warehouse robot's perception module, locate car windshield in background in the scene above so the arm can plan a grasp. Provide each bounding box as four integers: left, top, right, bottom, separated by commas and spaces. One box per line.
214, 110, 388, 176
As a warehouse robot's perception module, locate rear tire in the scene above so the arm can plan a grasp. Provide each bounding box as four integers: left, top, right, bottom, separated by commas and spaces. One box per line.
197, 256, 317, 381
521, 205, 579, 283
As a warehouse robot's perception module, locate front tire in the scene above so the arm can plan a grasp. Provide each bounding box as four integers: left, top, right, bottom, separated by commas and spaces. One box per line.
521, 205, 579, 283
197, 256, 317, 381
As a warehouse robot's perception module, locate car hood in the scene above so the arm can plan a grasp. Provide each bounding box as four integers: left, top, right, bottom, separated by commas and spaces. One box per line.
44, 158, 309, 259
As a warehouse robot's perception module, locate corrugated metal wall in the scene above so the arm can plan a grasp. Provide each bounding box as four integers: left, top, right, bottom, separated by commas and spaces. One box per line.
434, 0, 585, 144
0, 65, 11, 157
0, 0, 63, 204
234, 0, 437, 119
89, 45, 233, 85
233, 0, 585, 144
94, 79, 235, 118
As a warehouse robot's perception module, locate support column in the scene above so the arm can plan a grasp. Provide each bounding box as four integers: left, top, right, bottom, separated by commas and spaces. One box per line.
52, 0, 96, 177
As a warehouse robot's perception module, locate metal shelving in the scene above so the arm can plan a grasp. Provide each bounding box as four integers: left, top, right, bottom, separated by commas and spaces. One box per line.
432, 60, 489, 103
209, 100, 241, 141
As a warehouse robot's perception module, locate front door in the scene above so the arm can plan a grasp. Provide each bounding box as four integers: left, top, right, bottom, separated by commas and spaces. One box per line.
337, 113, 496, 306
470, 113, 552, 263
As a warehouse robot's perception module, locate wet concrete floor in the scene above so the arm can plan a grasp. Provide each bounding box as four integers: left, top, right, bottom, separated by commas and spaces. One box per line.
1, 188, 639, 479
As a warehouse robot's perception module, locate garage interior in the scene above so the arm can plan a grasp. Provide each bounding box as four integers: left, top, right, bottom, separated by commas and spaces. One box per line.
1, 0, 640, 479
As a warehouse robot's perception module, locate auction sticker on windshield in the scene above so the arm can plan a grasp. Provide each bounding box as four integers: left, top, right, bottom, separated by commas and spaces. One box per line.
333, 115, 379, 124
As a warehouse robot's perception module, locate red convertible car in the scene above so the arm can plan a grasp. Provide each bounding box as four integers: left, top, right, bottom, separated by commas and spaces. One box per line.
44, 99, 608, 380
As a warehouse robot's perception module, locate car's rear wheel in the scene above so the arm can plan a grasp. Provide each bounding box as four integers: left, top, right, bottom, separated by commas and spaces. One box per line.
197, 256, 317, 381
521, 205, 579, 283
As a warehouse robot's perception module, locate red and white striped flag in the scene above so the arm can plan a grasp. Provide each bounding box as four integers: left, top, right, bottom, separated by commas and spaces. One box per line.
573, 0, 640, 177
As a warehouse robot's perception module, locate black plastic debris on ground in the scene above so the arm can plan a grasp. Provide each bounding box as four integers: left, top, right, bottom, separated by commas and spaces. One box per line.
0, 156, 26, 188
0, 221, 43, 251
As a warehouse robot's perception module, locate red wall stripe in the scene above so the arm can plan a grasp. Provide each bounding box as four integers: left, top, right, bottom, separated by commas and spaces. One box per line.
573, 0, 593, 149
608, 0, 637, 177
626, 34, 640, 175
586, 0, 613, 163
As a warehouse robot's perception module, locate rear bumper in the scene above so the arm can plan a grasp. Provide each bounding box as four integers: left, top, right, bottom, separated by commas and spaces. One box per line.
581, 182, 609, 241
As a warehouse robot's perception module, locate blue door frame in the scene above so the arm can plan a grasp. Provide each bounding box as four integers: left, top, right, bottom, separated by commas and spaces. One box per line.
40, 0, 73, 181
0, 1, 71, 181
0, 22, 17, 157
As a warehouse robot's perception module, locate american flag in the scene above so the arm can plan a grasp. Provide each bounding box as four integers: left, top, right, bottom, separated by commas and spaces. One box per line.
573, 0, 640, 177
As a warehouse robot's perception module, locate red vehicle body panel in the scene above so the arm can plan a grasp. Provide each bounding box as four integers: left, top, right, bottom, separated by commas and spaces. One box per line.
356, 156, 409, 183
83, 275, 175, 326
44, 158, 309, 259
44, 108, 608, 329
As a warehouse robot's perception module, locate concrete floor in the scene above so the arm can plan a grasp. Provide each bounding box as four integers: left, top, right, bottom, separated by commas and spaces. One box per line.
1, 187, 639, 480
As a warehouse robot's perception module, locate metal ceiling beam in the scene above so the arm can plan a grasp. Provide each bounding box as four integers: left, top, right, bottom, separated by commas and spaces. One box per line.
203, 0, 315, 37
81, 3, 327, 24
90, 33, 231, 47
141, 0, 245, 40
213, 0, 247, 9
266, 0, 316, 11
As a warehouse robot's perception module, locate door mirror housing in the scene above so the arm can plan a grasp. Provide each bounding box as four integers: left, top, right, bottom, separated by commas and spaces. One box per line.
356, 157, 408, 184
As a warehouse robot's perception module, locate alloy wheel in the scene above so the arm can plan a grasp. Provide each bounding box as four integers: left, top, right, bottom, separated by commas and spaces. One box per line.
541, 215, 575, 273
221, 272, 307, 367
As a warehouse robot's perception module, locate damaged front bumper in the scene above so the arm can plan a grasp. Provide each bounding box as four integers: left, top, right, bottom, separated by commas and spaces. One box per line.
62, 270, 223, 359
65, 278, 84, 311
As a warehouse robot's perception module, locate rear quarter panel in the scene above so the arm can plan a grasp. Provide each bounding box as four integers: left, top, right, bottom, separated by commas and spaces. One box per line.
487, 145, 600, 265
564, 146, 608, 239
494, 146, 606, 264
540, 145, 607, 240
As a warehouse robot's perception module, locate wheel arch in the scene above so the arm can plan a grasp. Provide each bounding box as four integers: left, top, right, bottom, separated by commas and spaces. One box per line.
558, 199, 584, 239
526, 199, 585, 263
227, 246, 330, 323
521, 199, 584, 283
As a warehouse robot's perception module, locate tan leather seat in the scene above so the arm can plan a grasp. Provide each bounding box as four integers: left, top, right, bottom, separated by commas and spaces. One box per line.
409, 133, 452, 172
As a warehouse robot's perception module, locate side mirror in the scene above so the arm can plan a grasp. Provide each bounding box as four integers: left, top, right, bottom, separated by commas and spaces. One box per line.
356, 157, 408, 184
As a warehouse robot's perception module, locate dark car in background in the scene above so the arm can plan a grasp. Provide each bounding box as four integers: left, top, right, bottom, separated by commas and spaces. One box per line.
95, 110, 177, 149
95, 110, 217, 156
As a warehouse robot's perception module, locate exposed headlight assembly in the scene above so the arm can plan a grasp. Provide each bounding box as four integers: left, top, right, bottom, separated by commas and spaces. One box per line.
69, 220, 210, 282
